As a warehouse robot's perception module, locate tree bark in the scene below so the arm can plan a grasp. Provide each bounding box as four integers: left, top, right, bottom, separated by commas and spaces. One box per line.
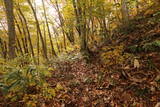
15, 18, 24, 56
52, 25, 60, 53
72, 0, 91, 58
27, 0, 48, 61
17, 7, 36, 62
17, 13, 29, 54
42, 0, 57, 57
121, 0, 129, 25
53, 0, 67, 50
3, 0, 16, 59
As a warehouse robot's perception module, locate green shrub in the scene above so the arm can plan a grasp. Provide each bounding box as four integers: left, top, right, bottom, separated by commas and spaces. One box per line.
0, 56, 56, 106
127, 40, 160, 53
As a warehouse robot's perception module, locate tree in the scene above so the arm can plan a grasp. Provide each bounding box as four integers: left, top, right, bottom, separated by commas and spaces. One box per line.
42, 0, 57, 57
121, 0, 129, 25
17, 7, 36, 63
3, 0, 16, 59
72, 0, 91, 58
27, 0, 48, 61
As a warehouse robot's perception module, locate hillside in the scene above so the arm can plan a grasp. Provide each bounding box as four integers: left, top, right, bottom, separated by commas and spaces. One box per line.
41, 10, 160, 107
0, 0, 160, 107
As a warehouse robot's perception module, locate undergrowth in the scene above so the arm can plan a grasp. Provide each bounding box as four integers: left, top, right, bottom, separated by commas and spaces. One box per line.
127, 40, 160, 53
101, 45, 133, 67
0, 55, 62, 107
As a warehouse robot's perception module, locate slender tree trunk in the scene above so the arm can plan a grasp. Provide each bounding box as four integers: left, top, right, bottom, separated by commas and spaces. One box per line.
53, 0, 67, 50
135, 0, 139, 14
15, 18, 24, 56
21, 38, 28, 54
114, 0, 121, 22
72, 0, 90, 58
18, 8, 36, 63
17, 13, 29, 54
3, 0, 16, 59
4, 41, 7, 59
16, 37, 23, 56
121, 0, 129, 25
42, 0, 57, 57
43, 22, 46, 47
52, 25, 60, 53
37, 30, 40, 65
72, 0, 81, 36
0, 39, 5, 58
51, 0, 74, 45
27, 0, 48, 61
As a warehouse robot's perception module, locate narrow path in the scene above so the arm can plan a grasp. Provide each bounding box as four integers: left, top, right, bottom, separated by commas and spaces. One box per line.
46, 50, 160, 107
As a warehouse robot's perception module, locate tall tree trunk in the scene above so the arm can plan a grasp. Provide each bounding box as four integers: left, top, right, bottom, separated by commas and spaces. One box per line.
52, 25, 60, 53
27, 0, 48, 61
43, 22, 46, 47
53, 0, 67, 50
4, 41, 8, 59
15, 18, 24, 56
0, 39, 5, 59
121, 0, 129, 25
72, 0, 90, 58
114, 0, 121, 22
135, 0, 139, 14
42, 0, 57, 57
17, 13, 29, 54
37, 29, 40, 65
3, 0, 16, 59
14, 15, 27, 54
17, 8, 36, 64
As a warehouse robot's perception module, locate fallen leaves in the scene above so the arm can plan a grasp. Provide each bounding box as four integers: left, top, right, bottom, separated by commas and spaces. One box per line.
42, 43, 160, 107
155, 102, 160, 107
134, 58, 140, 69
55, 83, 64, 91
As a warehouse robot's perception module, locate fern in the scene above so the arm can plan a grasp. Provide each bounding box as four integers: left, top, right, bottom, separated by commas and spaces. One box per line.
0, 57, 56, 106
127, 40, 160, 53
143, 40, 160, 52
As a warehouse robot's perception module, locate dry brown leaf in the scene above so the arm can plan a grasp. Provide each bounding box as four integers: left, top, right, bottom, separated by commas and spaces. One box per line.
121, 92, 131, 101
155, 102, 160, 107
82, 96, 89, 102
150, 86, 156, 92
41, 103, 46, 107
134, 59, 140, 68
124, 65, 130, 70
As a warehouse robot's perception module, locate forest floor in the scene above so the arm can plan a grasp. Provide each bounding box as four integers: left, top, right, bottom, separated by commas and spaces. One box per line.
0, 8, 160, 107
45, 11, 160, 107
46, 48, 160, 107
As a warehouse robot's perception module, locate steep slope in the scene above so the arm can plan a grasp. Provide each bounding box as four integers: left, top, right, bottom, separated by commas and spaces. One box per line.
44, 10, 160, 106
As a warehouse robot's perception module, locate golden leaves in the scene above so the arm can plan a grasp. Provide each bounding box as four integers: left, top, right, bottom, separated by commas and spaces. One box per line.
101, 45, 131, 66
55, 83, 64, 91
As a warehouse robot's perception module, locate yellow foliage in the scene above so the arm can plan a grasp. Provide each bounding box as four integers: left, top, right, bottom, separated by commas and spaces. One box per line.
22, 94, 38, 107
42, 88, 56, 99
26, 101, 37, 107
55, 83, 64, 91
101, 45, 131, 66
48, 67, 55, 71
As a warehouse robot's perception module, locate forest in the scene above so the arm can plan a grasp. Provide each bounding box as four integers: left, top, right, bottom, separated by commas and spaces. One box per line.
0, 0, 160, 106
